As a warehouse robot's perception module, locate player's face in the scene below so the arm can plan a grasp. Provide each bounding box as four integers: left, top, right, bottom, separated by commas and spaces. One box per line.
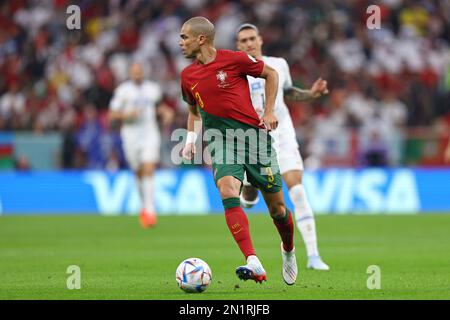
179, 25, 200, 59
236, 29, 263, 58
129, 64, 144, 83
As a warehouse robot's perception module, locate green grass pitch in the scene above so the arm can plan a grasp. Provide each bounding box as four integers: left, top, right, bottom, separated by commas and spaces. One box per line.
1, 214, 450, 300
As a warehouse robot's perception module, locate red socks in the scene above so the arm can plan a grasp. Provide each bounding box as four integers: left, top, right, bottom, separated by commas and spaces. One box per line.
225, 206, 256, 259
273, 210, 294, 252
223, 198, 294, 257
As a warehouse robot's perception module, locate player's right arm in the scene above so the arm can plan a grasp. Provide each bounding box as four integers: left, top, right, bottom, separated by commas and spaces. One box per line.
180, 71, 202, 160
108, 85, 140, 123
182, 104, 202, 160
109, 109, 140, 122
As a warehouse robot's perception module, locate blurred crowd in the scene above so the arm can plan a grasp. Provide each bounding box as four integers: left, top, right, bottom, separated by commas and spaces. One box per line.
0, 0, 449, 169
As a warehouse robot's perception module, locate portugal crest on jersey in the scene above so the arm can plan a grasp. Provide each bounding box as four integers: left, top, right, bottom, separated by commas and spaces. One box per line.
216, 70, 229, 88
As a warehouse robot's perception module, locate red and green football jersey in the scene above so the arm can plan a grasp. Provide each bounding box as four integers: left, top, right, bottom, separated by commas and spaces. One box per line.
180, 49, 282, 192
181, 49, 265, 131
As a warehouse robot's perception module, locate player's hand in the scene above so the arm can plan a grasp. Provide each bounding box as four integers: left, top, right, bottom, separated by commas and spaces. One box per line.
124, 108, 141, 121
182, 143, 196, 160
310, 78, 329, 98
259, 111, 278, 131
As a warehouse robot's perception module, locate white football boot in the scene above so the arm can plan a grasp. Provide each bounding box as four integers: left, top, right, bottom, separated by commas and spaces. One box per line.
236, 255, 267, 283
239, 191, 260, 209
307, 256, 330, 271
281, 243, 298, 285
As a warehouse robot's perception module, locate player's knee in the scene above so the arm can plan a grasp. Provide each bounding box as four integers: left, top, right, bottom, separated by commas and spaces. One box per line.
217, 183, 239, 199
142, 168, 155, 176
141, 163, 156, 176
268, 201, 286, 219
219, 187, 239, 199
217, 176, 241, 199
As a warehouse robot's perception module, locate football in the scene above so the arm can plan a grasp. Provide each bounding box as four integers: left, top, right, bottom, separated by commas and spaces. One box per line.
175, 258, 212, 293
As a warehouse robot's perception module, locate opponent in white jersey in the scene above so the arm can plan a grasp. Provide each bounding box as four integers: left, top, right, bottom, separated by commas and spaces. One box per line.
236, 24, 330, 270
109, 63, 173, 228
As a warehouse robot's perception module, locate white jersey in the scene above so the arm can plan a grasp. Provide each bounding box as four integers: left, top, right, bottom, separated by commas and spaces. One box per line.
247, 56, 293, 117
109, 80, 162, 168
109, 80, 162, 143
247, 56, 303, 173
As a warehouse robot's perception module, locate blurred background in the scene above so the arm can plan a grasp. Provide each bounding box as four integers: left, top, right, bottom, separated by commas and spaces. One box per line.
0, 0, 449, 214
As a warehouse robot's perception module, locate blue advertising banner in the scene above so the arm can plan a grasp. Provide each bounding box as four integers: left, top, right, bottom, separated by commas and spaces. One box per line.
0, 168, 449, 215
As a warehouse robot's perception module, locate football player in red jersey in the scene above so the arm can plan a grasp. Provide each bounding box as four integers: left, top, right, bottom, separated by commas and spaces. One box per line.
179, 17, 298, 285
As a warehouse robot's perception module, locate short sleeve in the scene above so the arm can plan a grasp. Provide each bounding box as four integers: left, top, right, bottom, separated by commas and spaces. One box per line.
235, 51, 264, 77
180, 74, 196, 106
152, 83, 163, 104
282, 58, 293, 89
109, 85, 124, 111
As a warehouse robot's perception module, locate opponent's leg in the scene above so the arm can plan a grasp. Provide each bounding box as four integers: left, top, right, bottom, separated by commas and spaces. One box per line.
284, 170, 329, 271
217, 175, 266, 283
239, 174, 260, 208
139, 162, 157, 228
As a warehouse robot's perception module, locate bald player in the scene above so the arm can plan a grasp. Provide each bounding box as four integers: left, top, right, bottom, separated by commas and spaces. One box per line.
109, 62, 174, 228
180, 17, 298, 285
236, 23, 330, 270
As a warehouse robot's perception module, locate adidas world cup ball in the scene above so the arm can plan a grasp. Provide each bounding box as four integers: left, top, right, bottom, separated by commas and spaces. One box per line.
175, 258, 212, 293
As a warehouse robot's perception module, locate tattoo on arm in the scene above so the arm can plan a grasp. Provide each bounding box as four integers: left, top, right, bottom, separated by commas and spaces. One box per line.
284, 87, 313, 101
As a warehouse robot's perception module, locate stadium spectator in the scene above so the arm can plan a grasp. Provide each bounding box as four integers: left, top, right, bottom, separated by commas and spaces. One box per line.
0, 0, 448, 168
75, 103, 104, 169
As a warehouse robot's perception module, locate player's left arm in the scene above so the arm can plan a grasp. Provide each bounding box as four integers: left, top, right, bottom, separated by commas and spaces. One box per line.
280, 58, 329, 101
109, 86, 141, 123
258, 64, 279, 130
182, 104, 202, 160
284, 78, 329, 101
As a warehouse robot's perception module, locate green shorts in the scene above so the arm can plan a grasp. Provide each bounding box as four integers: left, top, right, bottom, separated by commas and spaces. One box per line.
208, 126, 282, 193
212, 162, 282, 193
